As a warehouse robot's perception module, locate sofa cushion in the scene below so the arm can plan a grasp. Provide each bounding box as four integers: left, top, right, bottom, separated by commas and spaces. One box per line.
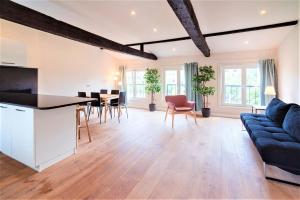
283, 105, 300, 142
265, 98, 291, 124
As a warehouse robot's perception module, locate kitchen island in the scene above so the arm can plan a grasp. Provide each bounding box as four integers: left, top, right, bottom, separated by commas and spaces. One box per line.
0, 92, 94, 172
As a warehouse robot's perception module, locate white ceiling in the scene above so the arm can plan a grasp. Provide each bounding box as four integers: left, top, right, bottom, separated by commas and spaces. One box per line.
12, 0, 299, 60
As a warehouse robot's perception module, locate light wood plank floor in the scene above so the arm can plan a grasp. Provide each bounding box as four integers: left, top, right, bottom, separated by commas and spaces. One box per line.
0, 108, 299, 199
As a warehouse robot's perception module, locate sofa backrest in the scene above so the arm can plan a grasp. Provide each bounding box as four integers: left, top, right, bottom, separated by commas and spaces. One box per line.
283, 104, 300, 142
265, 98, 293, 125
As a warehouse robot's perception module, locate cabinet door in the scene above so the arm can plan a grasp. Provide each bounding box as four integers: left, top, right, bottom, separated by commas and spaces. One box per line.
0, 104, 12, 156
11, 106, 34, 167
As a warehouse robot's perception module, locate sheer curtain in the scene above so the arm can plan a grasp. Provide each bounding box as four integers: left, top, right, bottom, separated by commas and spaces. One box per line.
118, 66, 126, 92
184, 62, 202, 111
259, 59, 278, 105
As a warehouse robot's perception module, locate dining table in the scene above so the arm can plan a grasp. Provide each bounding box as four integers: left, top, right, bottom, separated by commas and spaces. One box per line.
100, 94, 119, 123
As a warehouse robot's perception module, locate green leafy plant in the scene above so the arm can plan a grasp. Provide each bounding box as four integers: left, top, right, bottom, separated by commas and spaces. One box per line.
193, 66, 216, 108
144, 68, 161, 104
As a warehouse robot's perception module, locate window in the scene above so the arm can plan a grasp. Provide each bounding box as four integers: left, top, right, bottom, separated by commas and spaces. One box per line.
126, 70, 145, 99
221, 65, 260, 106
165, 69, 185, 95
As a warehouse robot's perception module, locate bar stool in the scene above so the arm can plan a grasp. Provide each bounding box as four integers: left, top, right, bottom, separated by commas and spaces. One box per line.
76, 106, 91, 148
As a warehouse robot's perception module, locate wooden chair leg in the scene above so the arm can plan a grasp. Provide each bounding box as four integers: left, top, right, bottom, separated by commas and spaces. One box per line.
118, 105, 121, 123
125, 105, 128, 119
76, 110, 79, 148
83, 109, 91, 143
172, 112, 175, 128
78, 111, 81, 139
164, 107, 169, 121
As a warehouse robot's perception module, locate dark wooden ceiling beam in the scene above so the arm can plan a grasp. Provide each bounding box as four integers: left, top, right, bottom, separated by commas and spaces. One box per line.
167, 0, 210, 57
126, 20, 298, 47
0, 0, 157, 60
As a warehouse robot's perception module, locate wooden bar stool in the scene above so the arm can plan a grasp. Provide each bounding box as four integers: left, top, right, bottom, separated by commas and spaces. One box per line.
76, 106, 91, 148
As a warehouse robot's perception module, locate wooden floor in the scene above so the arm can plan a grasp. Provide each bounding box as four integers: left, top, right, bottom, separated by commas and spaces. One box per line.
0, 108, 299, 199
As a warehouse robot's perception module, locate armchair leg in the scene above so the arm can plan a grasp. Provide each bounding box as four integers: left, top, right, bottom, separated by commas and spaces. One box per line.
185, 114, 187, 119
194, 112, 197, 124
165, 107, 169, 121
172, 112, 175, 128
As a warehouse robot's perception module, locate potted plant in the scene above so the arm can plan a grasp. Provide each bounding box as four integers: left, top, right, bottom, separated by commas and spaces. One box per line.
193, 66, 216, 117
144, 68, 161, 112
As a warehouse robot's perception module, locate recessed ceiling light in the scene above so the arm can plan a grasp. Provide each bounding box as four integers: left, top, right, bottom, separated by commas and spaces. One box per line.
130, 10, 136, 16
153, 28, 158, 32
244, 40, 249, 44
172, 48, 176, 51
260, 10, 267, 15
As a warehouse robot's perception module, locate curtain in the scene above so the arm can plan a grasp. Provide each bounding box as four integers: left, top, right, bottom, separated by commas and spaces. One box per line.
184, 62, 202, 111
259, 59, 278, 106
118, 66, 126, 92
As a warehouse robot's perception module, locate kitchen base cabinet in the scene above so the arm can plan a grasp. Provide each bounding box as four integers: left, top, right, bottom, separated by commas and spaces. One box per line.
0, 103, 76, 172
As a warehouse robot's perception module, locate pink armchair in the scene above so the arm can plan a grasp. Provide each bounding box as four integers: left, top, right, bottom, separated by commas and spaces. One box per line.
165, 95, 197, 128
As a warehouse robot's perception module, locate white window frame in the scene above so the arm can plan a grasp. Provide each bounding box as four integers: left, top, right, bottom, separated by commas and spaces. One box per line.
219, 63, 260, 107
126, 70, 146, 100
164, 67, 185, 96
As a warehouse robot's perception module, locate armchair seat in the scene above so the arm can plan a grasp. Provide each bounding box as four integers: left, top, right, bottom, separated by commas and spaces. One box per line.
165, 95, 197, 128
175, 107, 193, 111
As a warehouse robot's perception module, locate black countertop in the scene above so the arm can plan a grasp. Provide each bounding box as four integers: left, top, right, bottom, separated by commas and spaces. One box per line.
0, 92, 95, 110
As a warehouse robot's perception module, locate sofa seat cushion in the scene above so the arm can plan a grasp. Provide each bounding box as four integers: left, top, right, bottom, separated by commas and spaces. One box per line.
265, 98, 292, 125
250, 130, 296, 143
283, 105, 300, 142
255, 138, 300, 175
247, 124, 284, 133
240, 113, 271, 123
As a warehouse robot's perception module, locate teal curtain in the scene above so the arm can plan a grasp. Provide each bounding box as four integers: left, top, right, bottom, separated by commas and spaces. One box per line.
259, 59, 278, 106
119, 66, 126, 92
184, 62, 202, 111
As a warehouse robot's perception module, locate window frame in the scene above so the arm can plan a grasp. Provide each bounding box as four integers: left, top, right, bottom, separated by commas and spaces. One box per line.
126, 70, 146, 100
219, 63, 260, 107
164, 67, 185, 96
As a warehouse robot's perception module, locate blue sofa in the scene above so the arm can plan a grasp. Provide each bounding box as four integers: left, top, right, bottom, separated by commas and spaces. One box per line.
240, 98, 300, 185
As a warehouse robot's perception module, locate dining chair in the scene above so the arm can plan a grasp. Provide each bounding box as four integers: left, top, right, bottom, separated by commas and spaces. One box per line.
110, 90, 119, 117
88, 92, 100, 118
100, 89, 108, 94
110, 91, 128, 123
77, 92, 87, 106
76, 106, 91, 147
165, 95, 197, 128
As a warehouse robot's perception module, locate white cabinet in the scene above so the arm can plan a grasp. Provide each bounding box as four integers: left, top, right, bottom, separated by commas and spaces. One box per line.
0, 104, 34, 167
0, 38, 27, 66
0, 104, 12, 156
11, 106, 34, 167
0, 103, 76, 172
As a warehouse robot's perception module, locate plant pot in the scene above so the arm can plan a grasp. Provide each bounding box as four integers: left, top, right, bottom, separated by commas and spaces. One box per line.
149, 103, 156, 112
201, 108, 211, 118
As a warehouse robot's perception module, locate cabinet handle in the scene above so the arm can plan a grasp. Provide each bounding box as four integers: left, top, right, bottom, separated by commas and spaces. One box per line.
0, 106, 8, 109
16, 109, 25, 112
1, 61, 15, 65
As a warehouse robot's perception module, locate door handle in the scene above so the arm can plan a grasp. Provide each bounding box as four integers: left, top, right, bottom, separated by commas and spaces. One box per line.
1, 61, 15, 65
16, 109, 25, 112
0, 106, 8, 109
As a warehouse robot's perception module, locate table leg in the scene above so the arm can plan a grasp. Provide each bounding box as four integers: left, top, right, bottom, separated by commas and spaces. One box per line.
104, 100, 108, 123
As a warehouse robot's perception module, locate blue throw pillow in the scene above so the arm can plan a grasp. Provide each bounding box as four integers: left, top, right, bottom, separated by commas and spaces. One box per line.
265, 98, 291, 124
283, 105, 300, 142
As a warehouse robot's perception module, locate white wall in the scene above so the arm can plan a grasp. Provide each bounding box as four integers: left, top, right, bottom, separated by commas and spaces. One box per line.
120, 49, 277, 118
0, 19, 119, 96
277, 25, 299, 104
